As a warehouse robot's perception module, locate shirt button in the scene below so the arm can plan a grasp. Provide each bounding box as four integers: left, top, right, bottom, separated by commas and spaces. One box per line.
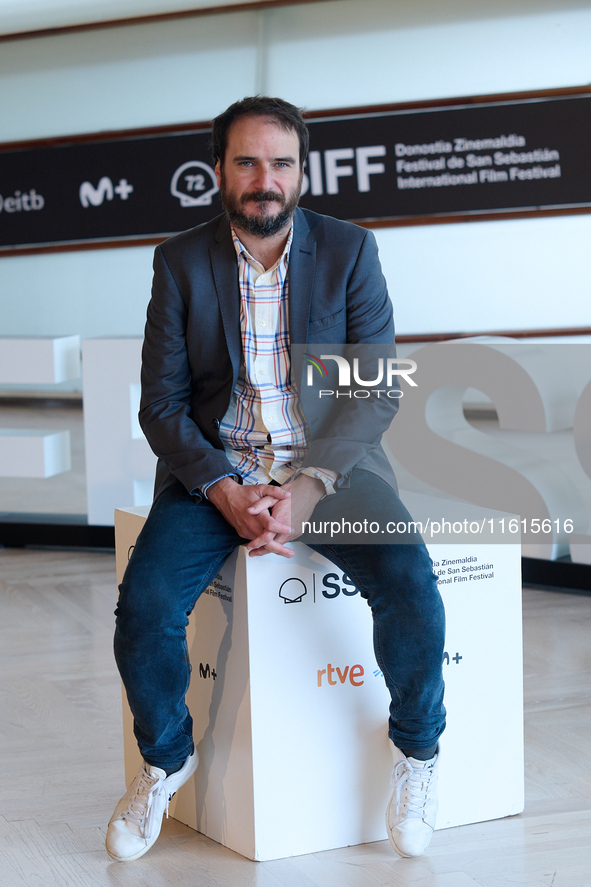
212, 418, 220, 429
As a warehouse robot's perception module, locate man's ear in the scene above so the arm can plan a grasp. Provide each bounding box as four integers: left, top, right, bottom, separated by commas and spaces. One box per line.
215, 160, 222, 188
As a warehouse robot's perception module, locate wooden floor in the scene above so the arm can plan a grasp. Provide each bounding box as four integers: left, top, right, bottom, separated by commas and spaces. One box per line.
1, 548, 590, 887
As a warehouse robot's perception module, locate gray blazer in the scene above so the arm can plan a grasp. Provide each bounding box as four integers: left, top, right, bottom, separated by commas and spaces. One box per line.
139, 206, 398, 501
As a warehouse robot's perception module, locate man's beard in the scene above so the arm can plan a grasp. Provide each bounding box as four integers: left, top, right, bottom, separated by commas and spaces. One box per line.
220, 173, 301, 237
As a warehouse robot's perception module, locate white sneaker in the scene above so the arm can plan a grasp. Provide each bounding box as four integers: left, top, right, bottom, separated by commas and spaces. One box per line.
385, 740, 438, 857
106, 748, 198, 862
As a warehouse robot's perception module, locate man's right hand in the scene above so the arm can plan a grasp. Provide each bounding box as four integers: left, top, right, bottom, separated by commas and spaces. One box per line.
206, 477, 294, 558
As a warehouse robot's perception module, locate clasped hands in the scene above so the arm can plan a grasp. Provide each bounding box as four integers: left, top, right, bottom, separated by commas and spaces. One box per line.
206, 474, 325, 559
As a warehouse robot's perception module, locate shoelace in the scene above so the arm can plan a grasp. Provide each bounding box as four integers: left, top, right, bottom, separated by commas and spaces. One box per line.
122, 767, 169, 839
392, 760, 436, 818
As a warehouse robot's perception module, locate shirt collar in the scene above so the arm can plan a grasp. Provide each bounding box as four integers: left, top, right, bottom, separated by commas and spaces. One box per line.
231, 223, 293, 275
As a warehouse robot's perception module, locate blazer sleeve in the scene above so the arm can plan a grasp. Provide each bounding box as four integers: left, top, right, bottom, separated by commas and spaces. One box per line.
139, 244, 235, 496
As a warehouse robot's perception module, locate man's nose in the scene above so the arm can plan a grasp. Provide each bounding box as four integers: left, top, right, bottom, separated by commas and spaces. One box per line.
252, 165, 275, 191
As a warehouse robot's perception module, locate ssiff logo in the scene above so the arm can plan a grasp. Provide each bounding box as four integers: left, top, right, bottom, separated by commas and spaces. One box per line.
170, 161, 219, 207
278, 571, 358, 604
279, 577, 307, 603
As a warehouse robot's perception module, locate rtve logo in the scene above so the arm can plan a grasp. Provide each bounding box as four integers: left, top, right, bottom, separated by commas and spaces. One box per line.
317, 663, 365, 687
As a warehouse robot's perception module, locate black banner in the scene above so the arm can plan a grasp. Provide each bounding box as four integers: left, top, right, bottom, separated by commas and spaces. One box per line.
1, 89, 590, 252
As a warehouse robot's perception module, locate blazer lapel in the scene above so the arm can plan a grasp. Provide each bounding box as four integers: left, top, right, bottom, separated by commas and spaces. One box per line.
288, 208, 316, 347
210, 216, 242, 383
208, 210, 316, 387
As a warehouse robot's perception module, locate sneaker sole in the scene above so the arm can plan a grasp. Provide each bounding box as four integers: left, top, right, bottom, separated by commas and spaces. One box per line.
106, 838, 159, 863
386, 827, 433, 858
106, 749, 199, 862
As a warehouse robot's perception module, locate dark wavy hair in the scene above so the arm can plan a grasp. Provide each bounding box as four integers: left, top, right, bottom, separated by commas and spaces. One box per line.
211, 96, 309, 168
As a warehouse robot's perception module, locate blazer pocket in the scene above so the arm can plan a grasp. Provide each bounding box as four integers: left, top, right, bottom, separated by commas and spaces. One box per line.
307, 307, 346, 334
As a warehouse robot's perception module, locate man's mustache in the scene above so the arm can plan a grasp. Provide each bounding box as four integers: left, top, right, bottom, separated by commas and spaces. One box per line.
241, 190, 285, 205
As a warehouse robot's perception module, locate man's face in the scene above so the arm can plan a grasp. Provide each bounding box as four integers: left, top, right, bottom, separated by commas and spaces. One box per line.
215, 115, 302, 237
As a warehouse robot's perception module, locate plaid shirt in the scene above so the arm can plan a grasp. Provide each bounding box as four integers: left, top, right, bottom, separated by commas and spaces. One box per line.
203, 225, 336, 494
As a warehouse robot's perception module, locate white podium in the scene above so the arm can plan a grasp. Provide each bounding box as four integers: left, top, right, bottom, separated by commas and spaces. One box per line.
115, 495, 524, 861
0, 428, 71, 478
0, 335, 79, 478
0, 335, 80, 385
82, 339, 157, 525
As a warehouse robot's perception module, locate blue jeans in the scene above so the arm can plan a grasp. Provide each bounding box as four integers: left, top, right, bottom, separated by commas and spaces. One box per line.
114, 474, 446, 770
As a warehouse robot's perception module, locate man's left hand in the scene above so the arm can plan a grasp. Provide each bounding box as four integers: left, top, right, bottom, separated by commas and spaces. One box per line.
246, 474, 325, 557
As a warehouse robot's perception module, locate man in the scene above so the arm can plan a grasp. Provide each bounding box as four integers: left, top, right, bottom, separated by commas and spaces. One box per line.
106, 96, 445, 863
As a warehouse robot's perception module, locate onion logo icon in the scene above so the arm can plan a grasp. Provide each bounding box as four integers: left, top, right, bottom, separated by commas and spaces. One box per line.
170, 161, 219, 207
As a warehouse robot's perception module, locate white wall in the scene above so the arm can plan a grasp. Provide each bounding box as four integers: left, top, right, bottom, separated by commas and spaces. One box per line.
1, 0, 590, 339
0, 0, 280, 36
0, 246, 154, 337
377, 214, 591, 335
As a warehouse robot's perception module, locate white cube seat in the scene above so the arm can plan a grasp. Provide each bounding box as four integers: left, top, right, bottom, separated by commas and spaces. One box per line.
115, 494, 524, 861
